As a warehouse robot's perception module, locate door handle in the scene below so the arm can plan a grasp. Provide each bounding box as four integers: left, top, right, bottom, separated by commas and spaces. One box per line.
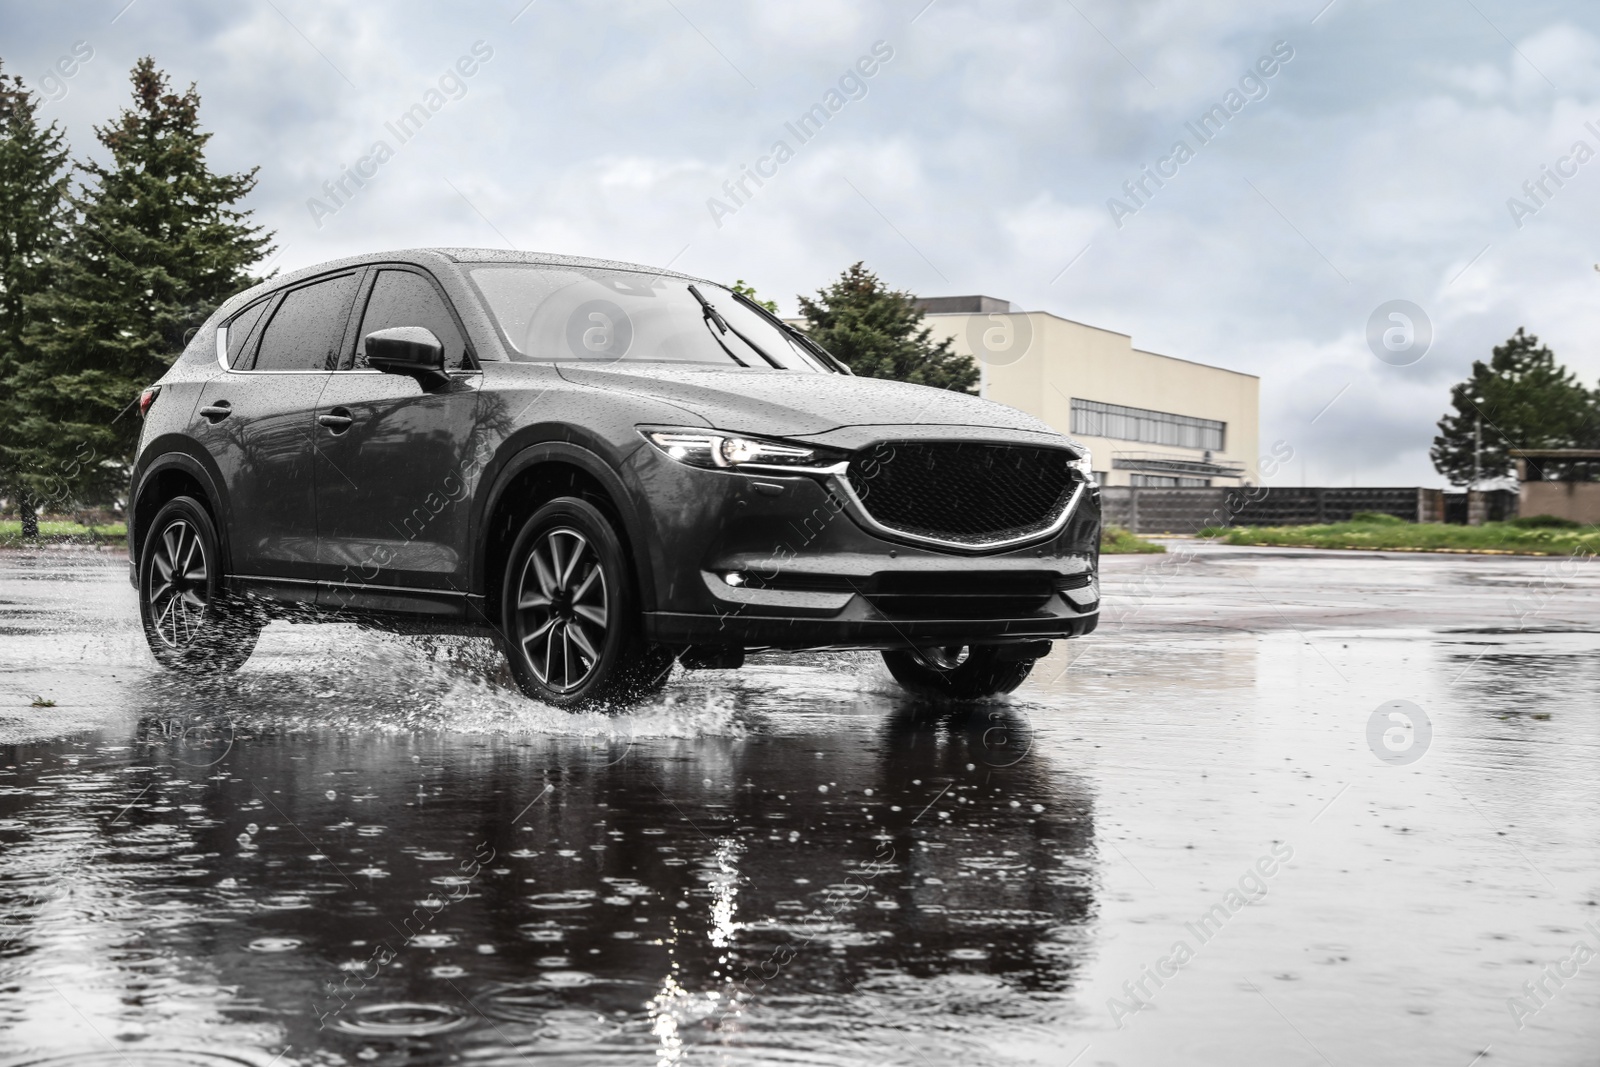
318, 407, 354, 434
199, 401, 232, 423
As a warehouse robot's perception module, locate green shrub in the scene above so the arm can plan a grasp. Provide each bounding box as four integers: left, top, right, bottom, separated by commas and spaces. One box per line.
1204, 517, 1600, 556
1101, 524, 1165, 554
1508, 514, 1582, 529
0, 520, 127, 547
1350, 511, 1407, 524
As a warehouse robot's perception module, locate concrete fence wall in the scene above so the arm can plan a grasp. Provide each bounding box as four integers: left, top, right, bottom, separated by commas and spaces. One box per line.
1100, 486, 1513, 534
1520, 481, 1600, 524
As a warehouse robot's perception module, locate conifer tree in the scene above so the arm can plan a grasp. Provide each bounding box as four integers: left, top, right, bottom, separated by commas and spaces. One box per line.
797, 262, 978, 393
0, 62, 71, 537
18, 57, 273, 507
1430, 328, 1598, 485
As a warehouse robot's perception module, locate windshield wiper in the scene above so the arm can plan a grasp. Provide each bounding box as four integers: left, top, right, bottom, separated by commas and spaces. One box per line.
782, 323, 851, 374
687, 284, 750, 367
725, 290, 850, 374
687, 284, 729, 334
689, 284, 784, 369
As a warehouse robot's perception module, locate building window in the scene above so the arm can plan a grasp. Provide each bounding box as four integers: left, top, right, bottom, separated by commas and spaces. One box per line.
1129, 474, 1212, 487
1070, 398, 1226, 451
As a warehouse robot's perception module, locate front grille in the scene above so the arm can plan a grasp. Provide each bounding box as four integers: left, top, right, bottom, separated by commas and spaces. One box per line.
846, 442, 1080, 546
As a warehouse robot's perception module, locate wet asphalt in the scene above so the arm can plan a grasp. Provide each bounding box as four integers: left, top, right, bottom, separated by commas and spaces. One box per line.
0, 542, 1597, 1067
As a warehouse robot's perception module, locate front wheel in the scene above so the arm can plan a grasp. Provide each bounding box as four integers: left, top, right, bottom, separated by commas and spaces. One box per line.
882, 645, 1038, 700
138, 496, 260, 674
500, 497, 674, 709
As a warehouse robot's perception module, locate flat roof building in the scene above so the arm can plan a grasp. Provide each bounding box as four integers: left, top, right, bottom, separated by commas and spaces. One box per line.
912, 297, 1260, 488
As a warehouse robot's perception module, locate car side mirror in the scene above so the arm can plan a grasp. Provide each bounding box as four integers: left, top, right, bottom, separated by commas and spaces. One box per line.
365, 326, 447, 386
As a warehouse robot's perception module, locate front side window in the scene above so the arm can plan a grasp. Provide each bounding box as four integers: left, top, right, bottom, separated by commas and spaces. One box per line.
250, 273, 359, 372
467, 265, 826, 371
352, 269, 469, 370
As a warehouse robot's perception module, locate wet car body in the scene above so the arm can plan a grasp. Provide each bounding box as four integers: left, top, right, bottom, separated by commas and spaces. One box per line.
129, 249, 1100, 680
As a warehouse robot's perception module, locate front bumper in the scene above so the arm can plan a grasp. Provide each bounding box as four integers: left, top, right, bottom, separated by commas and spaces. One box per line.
625, 440, 1102, 651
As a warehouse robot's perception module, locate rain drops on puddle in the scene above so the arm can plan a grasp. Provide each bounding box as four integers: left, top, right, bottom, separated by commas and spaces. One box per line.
527, 889, 597, 910
329, 1002, 472, 1037
536, 969, 596, 989
519, 921, 566, 942
410, 933, 456, 948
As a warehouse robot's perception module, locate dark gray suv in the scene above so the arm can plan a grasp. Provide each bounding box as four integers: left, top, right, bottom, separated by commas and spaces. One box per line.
129, 249, 1101, 707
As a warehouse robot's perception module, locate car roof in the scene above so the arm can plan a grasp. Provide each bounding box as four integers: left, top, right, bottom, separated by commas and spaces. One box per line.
214, 248, 709, 322
268, 248, 702, 288
212, 247, 713, 327
431, 248, 702, 281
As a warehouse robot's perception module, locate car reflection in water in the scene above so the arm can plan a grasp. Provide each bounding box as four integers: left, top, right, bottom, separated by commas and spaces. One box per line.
0, 683, 1094, 1066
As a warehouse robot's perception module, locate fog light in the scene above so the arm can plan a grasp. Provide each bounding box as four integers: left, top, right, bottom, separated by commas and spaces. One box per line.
723, 572, 746, 587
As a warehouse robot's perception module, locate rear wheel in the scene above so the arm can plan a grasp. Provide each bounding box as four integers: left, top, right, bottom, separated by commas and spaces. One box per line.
500, 497, 673, 709
882, 644, 1037, 700
138, 496, 260, 674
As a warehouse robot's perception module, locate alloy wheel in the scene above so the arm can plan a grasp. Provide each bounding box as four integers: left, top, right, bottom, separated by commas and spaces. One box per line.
514, 527, 610, 692
148, 519, 210, 649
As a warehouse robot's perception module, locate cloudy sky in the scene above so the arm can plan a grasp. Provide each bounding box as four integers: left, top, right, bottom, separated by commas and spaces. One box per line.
4, 0, 1598, 486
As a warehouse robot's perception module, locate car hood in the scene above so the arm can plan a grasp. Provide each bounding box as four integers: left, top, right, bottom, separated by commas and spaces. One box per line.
554, 364, 1057, 437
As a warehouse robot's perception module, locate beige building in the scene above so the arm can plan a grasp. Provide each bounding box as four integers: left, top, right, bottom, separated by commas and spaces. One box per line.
913, 296, 1260, 488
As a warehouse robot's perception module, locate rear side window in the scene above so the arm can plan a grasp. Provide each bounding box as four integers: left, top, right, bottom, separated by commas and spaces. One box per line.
251, 273, 360, 371
225, 297, 272, 368
352, 269, 468, 369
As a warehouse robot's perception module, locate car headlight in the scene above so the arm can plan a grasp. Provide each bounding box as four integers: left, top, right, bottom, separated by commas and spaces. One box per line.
1069, 447, 1096, 486
643, 430, 835, 470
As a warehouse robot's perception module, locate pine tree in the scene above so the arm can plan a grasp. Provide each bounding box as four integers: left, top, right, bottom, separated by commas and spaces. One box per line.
0, 62, 72, 537
796, 262, 978, 393
17, 57, 273, 507
1430, 328, 1598, 486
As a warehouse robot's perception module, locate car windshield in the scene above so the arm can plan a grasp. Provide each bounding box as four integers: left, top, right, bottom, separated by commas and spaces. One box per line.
467, 265, 830, 371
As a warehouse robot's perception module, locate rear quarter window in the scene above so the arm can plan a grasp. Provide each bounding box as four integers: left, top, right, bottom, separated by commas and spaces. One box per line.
250, 273, 360, 371
224, 297, 273, 368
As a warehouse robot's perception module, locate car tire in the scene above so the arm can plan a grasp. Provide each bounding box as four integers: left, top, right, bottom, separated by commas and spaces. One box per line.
138, 496, 261, 674
882, 645, 1036, 700
500, 497, 674, 709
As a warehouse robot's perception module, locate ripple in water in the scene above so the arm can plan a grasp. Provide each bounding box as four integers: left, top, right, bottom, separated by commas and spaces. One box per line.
410, 933, 456, 948
537, 970, 595, 989
519, 921, 566, 941
526, 889, 596, 910
5, 1053, 272, 1067
478, 982, 563, 1023
534, 1009, 618, 1043
329, 1002, 472, 1037
245, 937, 301, 953
477, 984, 621, 1041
